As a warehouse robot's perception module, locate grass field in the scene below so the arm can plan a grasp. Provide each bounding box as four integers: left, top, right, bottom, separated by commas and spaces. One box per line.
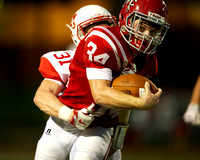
0, 146, 199, 160
122, 148, 200, 160
0, 126, 199, 160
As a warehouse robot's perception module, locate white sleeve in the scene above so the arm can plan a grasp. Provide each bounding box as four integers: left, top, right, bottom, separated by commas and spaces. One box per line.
42, 50, 75, 84
86, 68, 113, 81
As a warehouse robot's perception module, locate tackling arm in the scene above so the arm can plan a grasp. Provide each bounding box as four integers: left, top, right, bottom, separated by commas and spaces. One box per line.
33, 79, 66, 117
33, 79, 94, 130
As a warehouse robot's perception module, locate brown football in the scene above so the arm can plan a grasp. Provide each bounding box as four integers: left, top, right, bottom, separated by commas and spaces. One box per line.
112, 74, 158, 97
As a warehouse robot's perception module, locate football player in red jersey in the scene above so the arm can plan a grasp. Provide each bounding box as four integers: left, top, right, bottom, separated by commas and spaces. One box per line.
34, 5, 119, 160
34, 0, 170, 159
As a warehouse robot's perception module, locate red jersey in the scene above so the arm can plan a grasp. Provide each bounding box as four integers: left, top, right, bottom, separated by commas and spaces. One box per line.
122, 53, 158, 79
59, 26, 134, 127
38, 26, 158, 128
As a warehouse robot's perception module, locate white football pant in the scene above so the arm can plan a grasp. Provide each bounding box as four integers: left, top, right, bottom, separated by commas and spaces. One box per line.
34, 117, 121, 160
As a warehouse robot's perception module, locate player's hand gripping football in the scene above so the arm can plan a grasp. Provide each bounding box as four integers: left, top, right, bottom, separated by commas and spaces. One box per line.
69, 108, 94, 130
140, 81, 162, 110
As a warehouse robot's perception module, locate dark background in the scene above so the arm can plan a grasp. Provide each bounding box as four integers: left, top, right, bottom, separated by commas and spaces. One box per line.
0, 0, 199, 159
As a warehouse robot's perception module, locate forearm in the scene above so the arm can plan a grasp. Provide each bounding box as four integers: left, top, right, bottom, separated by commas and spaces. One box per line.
34, 79, 95, 130
34, 89, 64, 117
96, 87, 144, 109
33, 79, 72, 120
190, 75, 200, 104
89, 79, 160, 110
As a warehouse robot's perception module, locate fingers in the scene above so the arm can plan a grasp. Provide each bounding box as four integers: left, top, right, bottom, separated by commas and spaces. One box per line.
144, 81, 162, 97
144, 81, 150, 93
155, 88, 162, 98
141, 81, 161, 110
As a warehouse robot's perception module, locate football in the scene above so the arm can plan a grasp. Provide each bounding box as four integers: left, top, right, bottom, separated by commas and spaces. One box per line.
112, 74, 158, 97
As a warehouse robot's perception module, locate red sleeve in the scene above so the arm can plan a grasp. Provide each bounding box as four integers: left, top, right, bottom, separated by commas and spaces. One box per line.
38, 57, 62, 82
83, 29, 122, 71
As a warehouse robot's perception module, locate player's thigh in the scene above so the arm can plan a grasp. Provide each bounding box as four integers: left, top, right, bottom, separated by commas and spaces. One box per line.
34, 117, 76, 160
70, 126, 113, 160
35, 137, 67, 160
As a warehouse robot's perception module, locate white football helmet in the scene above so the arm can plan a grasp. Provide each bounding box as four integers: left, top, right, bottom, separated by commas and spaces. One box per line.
67, 5, 117, 46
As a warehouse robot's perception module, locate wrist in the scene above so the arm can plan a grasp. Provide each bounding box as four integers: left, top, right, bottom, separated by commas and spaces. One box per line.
188, 103, 199, 110
58, 106, 74, 122
189, 103, 199, 107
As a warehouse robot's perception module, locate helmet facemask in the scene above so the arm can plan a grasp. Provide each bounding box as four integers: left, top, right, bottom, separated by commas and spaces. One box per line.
121, 11, 170, 54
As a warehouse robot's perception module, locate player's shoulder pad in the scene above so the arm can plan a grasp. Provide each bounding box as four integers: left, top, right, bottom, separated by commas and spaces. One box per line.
40, 50, 75, 83
84, 26, 129, 70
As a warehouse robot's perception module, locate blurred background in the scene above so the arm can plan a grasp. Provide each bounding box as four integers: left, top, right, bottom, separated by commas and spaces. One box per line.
0, 0, 199, 159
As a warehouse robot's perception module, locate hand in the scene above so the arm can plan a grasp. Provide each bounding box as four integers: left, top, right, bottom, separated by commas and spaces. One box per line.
69, 108, 94, 130
140, 81, 162, 110
183, 104, 200, 126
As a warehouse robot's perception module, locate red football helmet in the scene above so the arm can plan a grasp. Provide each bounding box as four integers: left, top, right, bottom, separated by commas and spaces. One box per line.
119, 0, 170, 54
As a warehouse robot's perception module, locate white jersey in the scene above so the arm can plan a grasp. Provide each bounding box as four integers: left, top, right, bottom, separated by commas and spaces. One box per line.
39, 50, 75, 87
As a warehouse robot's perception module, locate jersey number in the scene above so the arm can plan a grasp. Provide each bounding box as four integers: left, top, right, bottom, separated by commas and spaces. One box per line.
53, 52, 71, 66
87, 41, 109, 65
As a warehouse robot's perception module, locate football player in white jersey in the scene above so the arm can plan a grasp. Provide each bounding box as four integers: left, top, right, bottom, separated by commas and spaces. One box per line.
34, 0, 170, 159
34, 5, 119, 160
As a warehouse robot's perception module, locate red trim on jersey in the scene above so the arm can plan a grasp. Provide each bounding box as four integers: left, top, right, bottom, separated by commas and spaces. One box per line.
39, 57, 63, 84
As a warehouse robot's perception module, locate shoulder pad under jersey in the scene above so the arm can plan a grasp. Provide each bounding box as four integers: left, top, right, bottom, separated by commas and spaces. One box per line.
39, 50, 75, 84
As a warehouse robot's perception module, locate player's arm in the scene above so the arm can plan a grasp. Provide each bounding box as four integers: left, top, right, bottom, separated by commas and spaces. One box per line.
89, 78, 161, 150
88, 79, 162, 110
33, 79, 65, 117
34, 79, 94, 130
183, 75, 200, 125
35, 53, 73, 120
35, 53, 94, 130
85, 28, 161, 110
190, 75, 200, 105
